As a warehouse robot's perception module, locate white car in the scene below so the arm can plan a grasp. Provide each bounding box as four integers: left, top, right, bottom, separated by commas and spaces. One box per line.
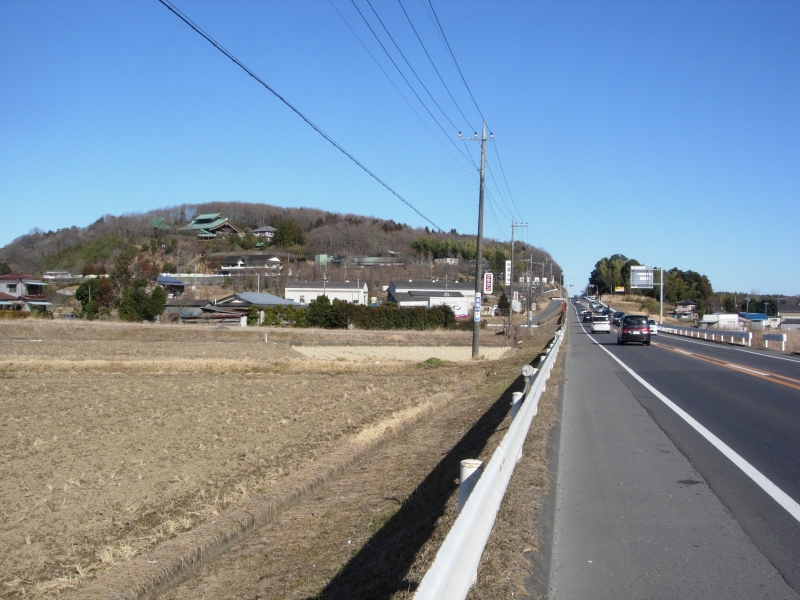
648, 318, 658, 335
591, 315, 611, 333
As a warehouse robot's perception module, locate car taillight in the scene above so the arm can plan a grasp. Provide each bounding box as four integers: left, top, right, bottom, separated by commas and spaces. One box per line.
622, 328, 630, 333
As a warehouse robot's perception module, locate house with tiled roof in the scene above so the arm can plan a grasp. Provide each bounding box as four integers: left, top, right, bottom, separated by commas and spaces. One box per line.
179, 213, 243, 239
0, 273, 52, 312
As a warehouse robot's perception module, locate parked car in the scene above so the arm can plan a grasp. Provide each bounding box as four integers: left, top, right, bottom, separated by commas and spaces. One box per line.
618, 315, 651, 345
648, 318, 658, 335
591, 315, 611, 333
60, 313, 80, 320
582, 311, 594, 323
612, 311, 625, 326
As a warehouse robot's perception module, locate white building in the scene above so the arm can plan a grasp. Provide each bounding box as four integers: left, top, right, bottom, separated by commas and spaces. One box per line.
284, 280, 369, 306
387, 280, 476, 318
699, 313, 740, 330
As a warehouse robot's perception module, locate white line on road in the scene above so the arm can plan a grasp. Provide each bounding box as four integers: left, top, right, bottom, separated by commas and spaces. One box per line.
576, 317, 800, 524
726, 364, 770, 377
659, 332, 800, 364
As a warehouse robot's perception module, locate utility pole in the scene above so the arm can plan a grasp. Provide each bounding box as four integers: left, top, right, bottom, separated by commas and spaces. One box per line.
507, 220, 528, 334
461, 122, 491, 359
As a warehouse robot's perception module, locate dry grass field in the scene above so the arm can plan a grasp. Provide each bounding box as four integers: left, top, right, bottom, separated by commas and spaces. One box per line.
0, 318, 557, 598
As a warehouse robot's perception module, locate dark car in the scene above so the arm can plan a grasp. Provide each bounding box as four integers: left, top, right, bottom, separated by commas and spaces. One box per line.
582, 311, 594, 322
612, 311, 625, 326
617, 315, 651, 345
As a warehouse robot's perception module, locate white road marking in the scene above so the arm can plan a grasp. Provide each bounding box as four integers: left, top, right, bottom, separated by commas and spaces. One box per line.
575, 314, 800, 524
674, 349, 693, 356
726, 364, 770, 377
659, 333, 800, 364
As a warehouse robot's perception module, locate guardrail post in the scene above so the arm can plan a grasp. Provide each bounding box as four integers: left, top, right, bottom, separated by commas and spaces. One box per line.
458, 460, 484, 514
264, 333, 268, 344
511, 391, 523, 421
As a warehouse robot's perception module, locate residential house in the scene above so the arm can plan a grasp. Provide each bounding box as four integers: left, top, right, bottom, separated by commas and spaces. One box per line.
156, 275, 187, 299
212, 292, 301, 313
252, 225, 277, 240
387, 280, 476, 318
219, 254, 283, 275
284, 281, 369, 306
179, 213, 243, 239
0, 273, 52, 312
699, 313, 740, 330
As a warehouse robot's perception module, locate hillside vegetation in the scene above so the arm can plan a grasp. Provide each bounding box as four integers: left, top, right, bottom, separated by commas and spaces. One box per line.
0, 201, 561, 282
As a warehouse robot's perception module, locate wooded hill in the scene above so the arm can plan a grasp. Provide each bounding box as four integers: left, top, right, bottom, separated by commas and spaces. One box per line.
0, 201, 561, 282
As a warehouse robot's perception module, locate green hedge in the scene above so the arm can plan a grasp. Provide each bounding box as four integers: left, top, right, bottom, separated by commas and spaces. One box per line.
258, 296, 482, 330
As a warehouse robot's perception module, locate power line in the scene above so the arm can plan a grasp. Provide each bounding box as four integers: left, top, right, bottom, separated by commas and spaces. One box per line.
489, 134, 524, 220
364, 0, 461, 133
157, 0, 446, 233
347, 0, 478, 170
425, 0, 484, 121
328, 0, 473, 173
396, 0, 476, 132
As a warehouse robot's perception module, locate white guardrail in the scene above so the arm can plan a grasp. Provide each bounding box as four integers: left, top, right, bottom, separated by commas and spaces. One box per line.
764, 333, 788, 351
414, 325, 566, 600
659, 324, 752, 347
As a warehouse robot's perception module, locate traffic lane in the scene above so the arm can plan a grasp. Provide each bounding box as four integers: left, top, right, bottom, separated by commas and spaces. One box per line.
580, 325, 800, 591
603, 316, 800, 376
653, 331, 800, 376
552, 310, 800, 599
588, 325, 800, 501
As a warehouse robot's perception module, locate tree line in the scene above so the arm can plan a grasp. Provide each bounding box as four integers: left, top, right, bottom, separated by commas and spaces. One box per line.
589, 254, 713, 304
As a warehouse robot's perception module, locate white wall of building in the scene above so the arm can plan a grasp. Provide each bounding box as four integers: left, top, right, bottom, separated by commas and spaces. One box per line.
284, 284, 368, 306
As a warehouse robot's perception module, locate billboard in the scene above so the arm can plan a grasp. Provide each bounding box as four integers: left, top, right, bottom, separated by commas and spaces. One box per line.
614, 286, 625, 293
630, 266, 654, 289
504, 260, 512, 285
483, 272, 493, 294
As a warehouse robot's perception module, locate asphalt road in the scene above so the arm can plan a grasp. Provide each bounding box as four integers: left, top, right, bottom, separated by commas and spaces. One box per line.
549, 301, 800, 599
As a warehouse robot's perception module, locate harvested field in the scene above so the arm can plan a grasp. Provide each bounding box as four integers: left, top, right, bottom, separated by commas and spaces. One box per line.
292, 344, 510, 362
0, 317, 557, 598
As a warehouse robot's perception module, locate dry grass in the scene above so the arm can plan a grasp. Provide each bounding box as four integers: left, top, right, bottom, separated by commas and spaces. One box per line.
151, 326, 561, 599
751, 329, 800, 353
1, 318, 518, 598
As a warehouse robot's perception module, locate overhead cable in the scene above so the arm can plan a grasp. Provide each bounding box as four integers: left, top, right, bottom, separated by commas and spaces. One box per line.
328, 0, 473, 173
363, 0, 461, 133
396, 0, 476, 132
157, 0, 446, 232
489, 135, 524, 220
348, 0, 478, 170
425, 0, 484, 121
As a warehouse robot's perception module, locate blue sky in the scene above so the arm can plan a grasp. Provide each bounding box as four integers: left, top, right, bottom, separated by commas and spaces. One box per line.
1, 1, 798, 294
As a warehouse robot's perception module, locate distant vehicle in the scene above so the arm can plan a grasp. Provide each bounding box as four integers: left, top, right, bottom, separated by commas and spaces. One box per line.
612, 311, 625, 326
591, 315, 611, 333
587, 295, 596, 301
602, 307, 612, 316
582, 311, 594, 323
618, 315, 651, 345
60, 313, 80, 320
648, 318, 658, 335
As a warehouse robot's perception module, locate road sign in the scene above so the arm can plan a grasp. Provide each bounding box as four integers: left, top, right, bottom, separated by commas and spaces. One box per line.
630, 266, 654, 289
484, 272, 493, 294
504, 261, 511, 285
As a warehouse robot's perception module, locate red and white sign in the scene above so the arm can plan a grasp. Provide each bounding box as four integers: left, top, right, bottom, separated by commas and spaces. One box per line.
483, 272, 493, 294
513, 291, 519, 302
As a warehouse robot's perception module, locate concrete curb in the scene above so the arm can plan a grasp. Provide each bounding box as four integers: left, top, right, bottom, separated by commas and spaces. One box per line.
67, 397, 449, 600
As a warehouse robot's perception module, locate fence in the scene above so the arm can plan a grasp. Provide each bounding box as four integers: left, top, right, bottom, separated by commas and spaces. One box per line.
659, 324, 752, 347
413, 325, 566, 600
